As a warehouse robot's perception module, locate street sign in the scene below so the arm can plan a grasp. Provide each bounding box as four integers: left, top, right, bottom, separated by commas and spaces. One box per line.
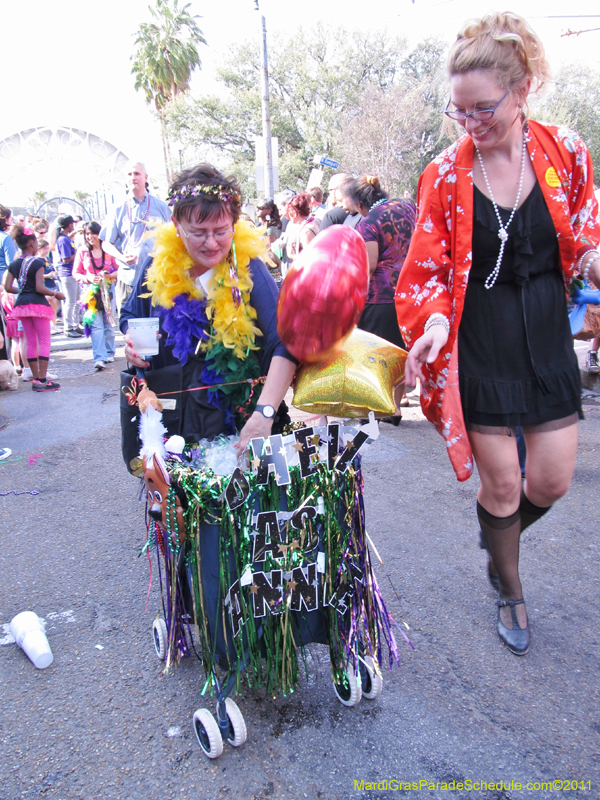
319, 157, 339, 170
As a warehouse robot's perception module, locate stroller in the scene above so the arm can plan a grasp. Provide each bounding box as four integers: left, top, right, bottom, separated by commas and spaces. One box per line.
141, 416, 403, 759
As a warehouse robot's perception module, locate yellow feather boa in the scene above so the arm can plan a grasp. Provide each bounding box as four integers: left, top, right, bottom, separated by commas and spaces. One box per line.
146, 219, 268, 359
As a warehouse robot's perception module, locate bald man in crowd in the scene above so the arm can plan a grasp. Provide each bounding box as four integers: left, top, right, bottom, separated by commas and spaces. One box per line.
101, 161, 171, 315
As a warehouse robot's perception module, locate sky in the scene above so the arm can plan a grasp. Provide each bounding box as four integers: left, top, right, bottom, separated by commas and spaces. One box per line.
1, 0, 599, 206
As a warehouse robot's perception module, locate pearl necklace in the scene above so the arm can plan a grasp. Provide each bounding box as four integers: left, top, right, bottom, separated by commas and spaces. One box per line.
475, 137, 527, 290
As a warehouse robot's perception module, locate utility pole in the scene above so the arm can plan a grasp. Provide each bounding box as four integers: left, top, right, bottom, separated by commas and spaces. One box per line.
254, 0, 274, 198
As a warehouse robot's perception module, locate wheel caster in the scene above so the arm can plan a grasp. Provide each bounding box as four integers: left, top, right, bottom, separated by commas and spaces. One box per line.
333, 668, 362, 707
193, 708, 223, 759
152, 618, 168, 660
217, 698, 247, 747
361, 656, 383, 700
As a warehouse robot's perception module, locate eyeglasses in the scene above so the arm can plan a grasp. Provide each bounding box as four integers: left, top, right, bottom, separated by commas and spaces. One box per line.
444, 90, 509, 122
178, 225, 234, 245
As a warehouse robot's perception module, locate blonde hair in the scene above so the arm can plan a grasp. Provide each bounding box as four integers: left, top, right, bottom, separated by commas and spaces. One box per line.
448, 11, 550, 95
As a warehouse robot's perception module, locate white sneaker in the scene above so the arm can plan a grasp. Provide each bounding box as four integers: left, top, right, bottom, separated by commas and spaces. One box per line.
22, 368, 33, 382
587, 350, 600, 374
107, 356, 115, 363
0, 448, 11, 461
46, 371, 58, 380
94, 361, 106, 371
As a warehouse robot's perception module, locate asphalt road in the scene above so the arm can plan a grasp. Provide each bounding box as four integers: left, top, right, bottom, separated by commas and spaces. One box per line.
0, 344, 599, 800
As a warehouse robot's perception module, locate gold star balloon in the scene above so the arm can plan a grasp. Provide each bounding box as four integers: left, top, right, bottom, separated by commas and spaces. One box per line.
292, 328, 407, 418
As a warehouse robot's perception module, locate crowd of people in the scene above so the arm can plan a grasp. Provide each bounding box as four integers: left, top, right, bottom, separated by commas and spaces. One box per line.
0, 162, 171, 385
1, 11, 599, 656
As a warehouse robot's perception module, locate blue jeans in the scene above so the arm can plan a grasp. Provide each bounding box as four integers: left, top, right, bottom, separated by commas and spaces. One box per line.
90, 310, 115, 364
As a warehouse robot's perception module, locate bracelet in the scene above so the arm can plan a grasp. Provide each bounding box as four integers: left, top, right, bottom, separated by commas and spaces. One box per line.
583, 254, 600, 285
577, 249, 599, 279
424, 313, 450, 335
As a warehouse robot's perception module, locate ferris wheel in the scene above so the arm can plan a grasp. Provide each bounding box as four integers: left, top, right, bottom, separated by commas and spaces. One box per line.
0, 125, 130, 211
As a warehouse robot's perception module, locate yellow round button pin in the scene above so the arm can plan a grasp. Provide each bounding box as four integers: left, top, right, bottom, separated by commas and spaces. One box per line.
545, 167, 560, 188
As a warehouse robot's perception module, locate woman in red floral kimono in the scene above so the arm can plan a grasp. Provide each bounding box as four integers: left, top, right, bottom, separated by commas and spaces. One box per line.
396, 11, 600, 656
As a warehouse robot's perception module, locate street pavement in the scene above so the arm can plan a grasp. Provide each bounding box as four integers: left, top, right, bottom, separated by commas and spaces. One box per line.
0, 340, 599, 800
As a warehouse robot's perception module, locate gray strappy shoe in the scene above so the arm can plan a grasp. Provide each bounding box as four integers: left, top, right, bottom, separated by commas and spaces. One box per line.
497, 597, 530, 656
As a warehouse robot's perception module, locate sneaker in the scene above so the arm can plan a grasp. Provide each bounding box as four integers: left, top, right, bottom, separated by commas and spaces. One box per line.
67, 329, 83, 338
94, 361, 106, 371
587, 350, 600, 374
46, 371, 58, 380
32, 379, 60, 392
22, 368, 34, 382
107, 356, 115, 363
0, 447, 11, 461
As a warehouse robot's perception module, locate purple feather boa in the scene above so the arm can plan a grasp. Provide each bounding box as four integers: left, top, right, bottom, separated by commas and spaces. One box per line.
157, 295, 210, 365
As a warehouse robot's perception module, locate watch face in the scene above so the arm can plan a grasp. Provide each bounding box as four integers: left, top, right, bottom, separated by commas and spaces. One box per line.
259, 404, 276, 418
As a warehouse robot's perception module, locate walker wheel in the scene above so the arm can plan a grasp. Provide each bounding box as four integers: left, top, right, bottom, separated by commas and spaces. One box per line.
193, 708, 223, 759
333, 669, 362, 707
218, 698, 247, 747
152, 618, 168, 661
361, 656, 383, 700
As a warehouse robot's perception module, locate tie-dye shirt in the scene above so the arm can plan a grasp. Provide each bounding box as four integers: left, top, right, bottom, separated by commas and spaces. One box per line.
357, 199, 416, 304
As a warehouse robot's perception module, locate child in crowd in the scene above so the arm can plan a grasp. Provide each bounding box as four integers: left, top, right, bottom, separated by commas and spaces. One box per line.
3, 224, 65, 391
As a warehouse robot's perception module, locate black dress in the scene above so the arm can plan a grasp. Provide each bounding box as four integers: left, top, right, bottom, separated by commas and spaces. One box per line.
458, 182, 581, 431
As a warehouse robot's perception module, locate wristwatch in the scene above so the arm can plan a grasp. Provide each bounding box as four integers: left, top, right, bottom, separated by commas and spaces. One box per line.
255, 404, 276, 419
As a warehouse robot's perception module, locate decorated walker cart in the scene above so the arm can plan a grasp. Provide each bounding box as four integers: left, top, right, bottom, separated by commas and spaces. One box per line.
138, 406, 407, 759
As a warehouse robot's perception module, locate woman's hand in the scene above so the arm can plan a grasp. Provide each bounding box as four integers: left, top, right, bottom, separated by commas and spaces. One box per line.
405, 325, 449, 386
124, 332, 151, 368
54, 291, 66, 301
236, 411, 274, 453
90, 274, 102, 285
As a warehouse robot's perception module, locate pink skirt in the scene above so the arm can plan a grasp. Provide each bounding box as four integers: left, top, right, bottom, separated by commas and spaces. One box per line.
10, 303, 54, 320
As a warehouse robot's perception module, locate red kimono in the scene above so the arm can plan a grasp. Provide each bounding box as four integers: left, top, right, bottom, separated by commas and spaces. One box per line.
395, 121, 600, 481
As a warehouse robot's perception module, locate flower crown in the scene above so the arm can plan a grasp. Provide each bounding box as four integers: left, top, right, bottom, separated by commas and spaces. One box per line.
167, 183, 241, 207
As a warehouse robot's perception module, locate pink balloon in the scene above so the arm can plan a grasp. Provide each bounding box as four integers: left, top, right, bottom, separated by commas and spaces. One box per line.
277, 226, 369, 362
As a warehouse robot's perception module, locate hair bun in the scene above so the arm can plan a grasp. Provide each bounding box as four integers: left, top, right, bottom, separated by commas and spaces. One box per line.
366, 175, 380, 188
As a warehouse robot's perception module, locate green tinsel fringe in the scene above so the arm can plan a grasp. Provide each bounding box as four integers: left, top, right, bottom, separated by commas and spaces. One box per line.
152, 457, 394, 697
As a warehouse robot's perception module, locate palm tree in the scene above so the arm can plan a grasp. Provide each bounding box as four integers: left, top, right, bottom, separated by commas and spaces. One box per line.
32, 190, 47, 212
73, 190, 91, 204
131, 0, 206, 181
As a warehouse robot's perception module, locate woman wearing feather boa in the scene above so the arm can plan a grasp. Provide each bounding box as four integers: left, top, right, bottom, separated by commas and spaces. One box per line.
119, 164, 297, 452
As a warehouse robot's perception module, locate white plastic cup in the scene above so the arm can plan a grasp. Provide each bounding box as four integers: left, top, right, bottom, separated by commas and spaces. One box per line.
127, 318, 160, 358
10, 611, 54, 669
19, 629, 54, 669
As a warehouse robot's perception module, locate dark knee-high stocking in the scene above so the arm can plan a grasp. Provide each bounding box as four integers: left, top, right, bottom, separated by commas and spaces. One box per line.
477, 501, 522, 600
520, 487, 551, 533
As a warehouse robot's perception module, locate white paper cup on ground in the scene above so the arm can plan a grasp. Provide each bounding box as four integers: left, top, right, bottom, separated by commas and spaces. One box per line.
127, 318, 160, 358
10, 611, 53, 669
19, 629, 53, 669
